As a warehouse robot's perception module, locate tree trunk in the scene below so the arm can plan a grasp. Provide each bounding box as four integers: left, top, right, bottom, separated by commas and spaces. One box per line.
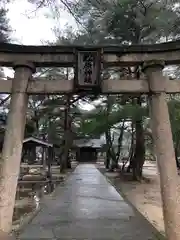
175, 140, 180, 169
109, 147, 118, 171
131, 98, 145, 181
132, 119, 145, 180
115, 120, 125, 168
105, 131, 111, 169
127, 121, 135, 173
105, 96, 111, 169
60, 95, 71, 173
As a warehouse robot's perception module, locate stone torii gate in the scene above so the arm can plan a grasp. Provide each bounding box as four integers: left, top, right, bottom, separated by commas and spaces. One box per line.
0, 41, 180, 239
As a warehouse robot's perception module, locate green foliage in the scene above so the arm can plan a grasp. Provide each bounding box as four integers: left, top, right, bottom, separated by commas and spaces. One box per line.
105, 0, 180, 43
0, 8, 11, 42
168, 96, 180, 145
79, 102, 148, 137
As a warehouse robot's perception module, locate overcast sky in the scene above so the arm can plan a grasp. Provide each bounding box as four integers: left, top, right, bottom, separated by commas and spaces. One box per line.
4, 0, 77, 76
7, 0, 77, 45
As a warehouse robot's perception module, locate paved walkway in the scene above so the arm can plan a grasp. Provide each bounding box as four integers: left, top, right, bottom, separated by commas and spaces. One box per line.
20, 164, 157, 240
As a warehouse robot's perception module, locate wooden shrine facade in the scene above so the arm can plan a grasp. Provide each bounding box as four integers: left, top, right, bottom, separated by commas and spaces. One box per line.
0, 41, 180, 240
76, 147, 98, 163
73, 138, 102, 162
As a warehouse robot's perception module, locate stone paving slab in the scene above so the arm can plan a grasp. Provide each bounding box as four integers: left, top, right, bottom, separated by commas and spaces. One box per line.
20, 164, 158, 240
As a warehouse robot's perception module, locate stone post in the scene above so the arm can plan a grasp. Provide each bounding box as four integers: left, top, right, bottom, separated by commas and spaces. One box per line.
0, 62, 35, 233
143, 61, 180, 240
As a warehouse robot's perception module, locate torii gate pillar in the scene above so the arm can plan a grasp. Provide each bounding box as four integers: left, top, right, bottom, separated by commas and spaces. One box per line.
0, 62, 35, 233
143, 61, 180, 240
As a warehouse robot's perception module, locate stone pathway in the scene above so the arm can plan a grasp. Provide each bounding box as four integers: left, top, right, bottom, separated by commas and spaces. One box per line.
20, 164, 158, 240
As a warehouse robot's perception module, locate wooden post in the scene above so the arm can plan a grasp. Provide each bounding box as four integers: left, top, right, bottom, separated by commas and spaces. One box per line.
0, 61, 35, 233
143, 61, 180, 240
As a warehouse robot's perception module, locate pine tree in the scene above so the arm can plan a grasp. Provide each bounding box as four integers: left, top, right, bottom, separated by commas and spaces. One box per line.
0, 7, 10, 42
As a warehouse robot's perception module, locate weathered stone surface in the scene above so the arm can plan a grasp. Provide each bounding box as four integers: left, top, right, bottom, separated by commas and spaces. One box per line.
1, 40, 180, 67
20, 164, 157, 240
0, 64, 33, 233
145, 63, 180, 240
0, 231, 16, 240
